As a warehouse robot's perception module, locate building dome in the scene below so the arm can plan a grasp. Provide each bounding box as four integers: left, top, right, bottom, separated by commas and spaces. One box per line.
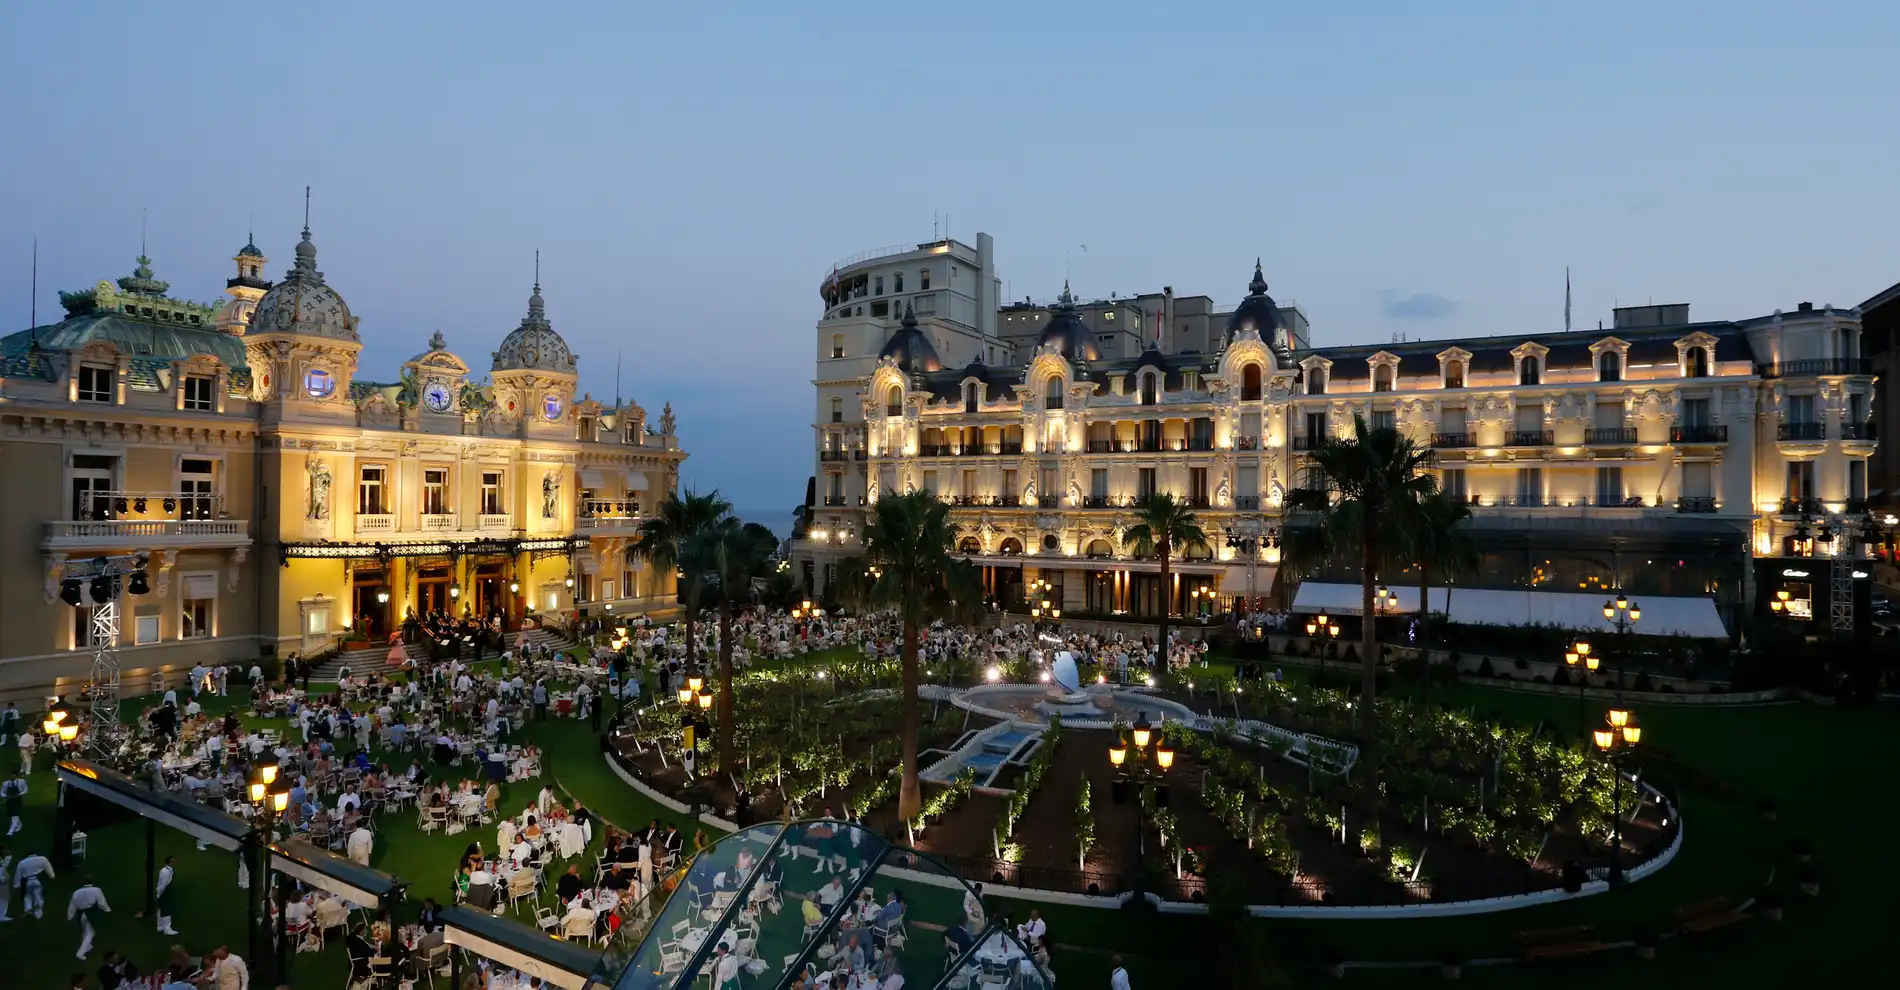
878, 302, 942, 373
1223, 259, 1281, 349
1036, 282, 1101, 362
492, 280, 576, 374
251, 229, 358, 341
237, 237, 265, 260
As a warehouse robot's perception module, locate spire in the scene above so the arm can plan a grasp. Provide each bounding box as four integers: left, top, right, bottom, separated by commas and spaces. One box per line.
528, 250, 546, 318
293, 186, 317, 271
1248, 258, 1268, 296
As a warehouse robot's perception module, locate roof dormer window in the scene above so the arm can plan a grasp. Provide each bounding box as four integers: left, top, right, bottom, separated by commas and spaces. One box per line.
1519, 355, 1541, 386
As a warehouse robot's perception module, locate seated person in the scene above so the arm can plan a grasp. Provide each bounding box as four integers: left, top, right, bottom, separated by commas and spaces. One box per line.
556, 864, 585, 903
832, 935, 867, 976
816, 876, 846, 908
942, 924, 973, 955
1015, 907, 1046, 949
800, 896, 824, 932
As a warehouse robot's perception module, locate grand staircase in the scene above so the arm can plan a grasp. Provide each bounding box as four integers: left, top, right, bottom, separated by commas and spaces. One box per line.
303, 626, 579, 681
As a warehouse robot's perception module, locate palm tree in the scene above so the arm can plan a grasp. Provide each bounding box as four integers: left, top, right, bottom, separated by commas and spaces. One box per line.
858, 490, 972, 822
699, 516, 778, 772
1121, 493, 1207, 666
631, 488, 733, 681
1289, 414, 1436, 738
1401, 492, 1477, 714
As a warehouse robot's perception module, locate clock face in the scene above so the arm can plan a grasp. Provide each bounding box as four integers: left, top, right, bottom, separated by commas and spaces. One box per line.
543, 394, 563, 421
422, 380, 453, 413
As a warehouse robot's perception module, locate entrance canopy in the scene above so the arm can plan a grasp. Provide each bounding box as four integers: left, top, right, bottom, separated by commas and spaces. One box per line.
271, 837, 404, 907
1291, 583, 1728, 638
601, 820, 1054, 990
440, 906, 604, 990
57, 759, 249, 852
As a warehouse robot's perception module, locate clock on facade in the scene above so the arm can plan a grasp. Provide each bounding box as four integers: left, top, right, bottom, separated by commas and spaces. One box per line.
543, 394, 564, 421
422, 379, 453, 412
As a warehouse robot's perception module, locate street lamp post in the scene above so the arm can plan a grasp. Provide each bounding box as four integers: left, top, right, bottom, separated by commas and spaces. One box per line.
1602, 590, 1641, 701
1305, 613, 1341, 675
245, 759, 291, 979
1108, 712, 1175, 896
1563, 641, 1599, 744
1591, 706, 1644, 886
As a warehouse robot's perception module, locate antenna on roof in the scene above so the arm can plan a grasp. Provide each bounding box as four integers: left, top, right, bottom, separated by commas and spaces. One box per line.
140, 207, 147, 259
1565, 266, 1572, 332
534, 249, 541, 291
615, 349, 623, 410
303, 186, 311, 234
29, 236, 38, 343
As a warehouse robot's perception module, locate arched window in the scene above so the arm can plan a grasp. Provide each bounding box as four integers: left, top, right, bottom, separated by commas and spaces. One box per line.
958, 536, 981, 554
1184, 540, 1214, 561
1443, 359, 1464, 389
831, 334, 845, 359
1598, 350, 1622, 382
1241, 363, 1263, 401
830, 397, 843, 423
1045, 377, 1064, 411
1372, 365, 1395, 392
1307, 367, 1327, 396
1519, 356, 1541, 386
965, 383, 978, 413
999, 537, 1024, 556
1140, 373, 1158, 406
1085, 539, 1113, 558
1687, 347, 1709, 378
887, 386, 903, 417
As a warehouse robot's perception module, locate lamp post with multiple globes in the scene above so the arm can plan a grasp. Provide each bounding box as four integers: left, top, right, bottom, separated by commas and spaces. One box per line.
244, 759, 292, 978
42, 698, 81, 755
1602, 590, 1641, 701
1029, 578, 1063, 634
1305, 613, 1341, 675
1563, 640, 1599, 743
1592, 707, 1643, 886
1107, 712, 1175, 895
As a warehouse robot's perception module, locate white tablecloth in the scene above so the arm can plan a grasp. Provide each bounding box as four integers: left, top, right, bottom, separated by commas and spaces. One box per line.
973, 933, 1024, 968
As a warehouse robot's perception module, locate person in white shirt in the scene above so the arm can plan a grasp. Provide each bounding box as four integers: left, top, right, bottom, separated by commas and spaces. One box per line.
346, 826, 374, 866
2, 773, 26, 836
0, 844, 13, 922
14, 850, 53, 918
560, 900, 596, 937
189, 664, 208, 697
338, 790, 361, 816
209, 945, 249, 990
1015, 908, 1046, 949
67, 877, 111, 958
184, 699, 203, 719
1109, 953, 1130, 990
248, 664, 264, 691
962, 883, 985, 930
155, 855, 179, 935
817, 876, 845, 908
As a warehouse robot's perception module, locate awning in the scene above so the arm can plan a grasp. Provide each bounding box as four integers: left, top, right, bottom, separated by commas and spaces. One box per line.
624, 472, 649, 492
1290, 582, 1729, 639
57, 760, 249, 852
580, 470, 611, 491
270, 837, 403, 907
1220, 564, 1279, 594
439, 906, 602, 990
183, 573, 217, 600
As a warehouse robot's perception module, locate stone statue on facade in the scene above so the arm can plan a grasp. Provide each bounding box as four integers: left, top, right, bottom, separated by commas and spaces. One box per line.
542, 470, 561, 518
306, 456, 332, 520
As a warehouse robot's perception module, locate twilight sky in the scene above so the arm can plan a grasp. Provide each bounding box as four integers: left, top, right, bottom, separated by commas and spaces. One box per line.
3, 1, 1895, 520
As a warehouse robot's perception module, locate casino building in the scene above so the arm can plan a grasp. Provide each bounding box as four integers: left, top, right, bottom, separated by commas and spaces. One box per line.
793, 233, 1881, 637
0, 217, 684, 699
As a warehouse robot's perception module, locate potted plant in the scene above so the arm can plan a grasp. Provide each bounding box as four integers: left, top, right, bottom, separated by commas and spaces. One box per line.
1631, 925, 1658, 961
1797, 865, 1821, 897
1437, 944, 1465, 981
1321, 943, 1347, 980
1757, 888, 1784, 922
1756, 797, 1778, 822
1785, 836, 1813, 865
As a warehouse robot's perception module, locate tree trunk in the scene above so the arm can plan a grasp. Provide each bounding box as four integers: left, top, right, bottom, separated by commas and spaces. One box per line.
1156, 541, 1172, 671
897, 612, 923, 823
1359, 536, 1379, 740
1417, 561, 1432, 714
716, 598, 736, 773
683, 591, 699, 672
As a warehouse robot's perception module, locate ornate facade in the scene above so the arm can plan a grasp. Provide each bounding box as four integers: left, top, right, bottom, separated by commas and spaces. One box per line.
796, 241, 1879, 634
0, 222, 685, 700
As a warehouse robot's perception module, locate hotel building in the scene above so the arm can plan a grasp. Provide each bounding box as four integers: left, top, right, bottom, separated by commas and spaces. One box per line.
794, 234, 1881, 636
0, 222, 684, 700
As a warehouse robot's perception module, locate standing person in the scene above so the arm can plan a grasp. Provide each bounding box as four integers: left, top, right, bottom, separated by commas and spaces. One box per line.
209, 945, 249, 990
0, 843, 12, 922
532, 681, 549, 721
0, 701, 19, 746
2, 772, 25, 836
66, 875, 110, 959
154, 854, 179, 935
15, 848, 53, 918
1110, 954, 1130, 990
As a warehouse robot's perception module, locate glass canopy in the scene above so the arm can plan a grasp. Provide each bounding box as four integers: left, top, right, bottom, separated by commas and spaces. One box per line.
590, 820, 1056, 990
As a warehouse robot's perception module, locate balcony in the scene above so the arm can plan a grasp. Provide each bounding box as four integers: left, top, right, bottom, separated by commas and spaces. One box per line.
820, 450, 851, 462
420, 513, 456, 531
1506, 430, 1554, 447
918, 444, 953, 457
356, 513, 394, 533
1778, 422, 1826, 442
1780, 497, 1824, 516
1038, 495, 1060, 509
998, 495, 1022, 507
1087, 440, 1115, 453
1757, 358, 1873, 378
1000, 442, 1024, 455
1082, 495, 1110, 508
1187, 438, 1214, 452
1235, 495, 1261, 510
822, 495, 847, 506
43, 518, 251, 552
1291, 436, 1325, 451
886, 405, 903, 417
1184, 495, 1212, 509
478, 514, 511, 531
1846, 497, 1869, 515
1431, 432, 1475, 448
1236, 435, 1259, 450
1671, 425, 1728, 443
958, 444, 998, 457
1583, 428, 1638, 445
1841, 421, 1879, 442
1675, 496, 1718, 514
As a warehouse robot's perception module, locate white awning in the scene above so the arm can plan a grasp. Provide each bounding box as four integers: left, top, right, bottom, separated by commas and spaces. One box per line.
579, 470, 610, 491
625, 472, 650, 491
1290, 582, 1728, 639
183, 573, 217, 600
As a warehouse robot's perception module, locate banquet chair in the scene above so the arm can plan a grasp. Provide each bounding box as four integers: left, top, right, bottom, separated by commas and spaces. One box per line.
506, 868, 540, 913
561, 913, 598, 946
659, 944, 688, 974
534, 907, 560, 932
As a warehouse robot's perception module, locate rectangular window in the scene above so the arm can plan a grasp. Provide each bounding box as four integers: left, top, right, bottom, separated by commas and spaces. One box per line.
874, 275, 884, 296
1441, 469, 1466, 499
1788, 394, 1815, 424
72, 454, 116, 521
1851, 460, 1867, 500
1372, 409, 1395, 432
1305, 411, 1327, 443
481, 471, 503, 514
1516, 468, 1543, 506
78, 365, 115, 403
1003, 469, 1018, 500
1090, 468, 1108, 498
182, 375, 216, 411
1596, 466, 1624, 505
962, 469, 977, 496
1190, 467, 1209, 502
1682, 462, 1712, 498
359, 466, 387, 515
1138, 468, 1157, 498
179, 458, 215, 520
920, 268, 931, 291
181, 597, 212, 639
922, 471, 938, 497
1849, 392, 1866, 425
135, 605, 161, 646
1786, 461, 1815, 499
423, 468, 449, 514
74, 605, 95, 650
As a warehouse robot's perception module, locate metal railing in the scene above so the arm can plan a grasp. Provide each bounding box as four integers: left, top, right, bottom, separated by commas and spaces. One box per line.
580, 499, 641, 518
1778, 422, 1826, 442
822, 495, 847, 506
1676, 496, 1718, 514
356, 514, 394, 532
1841, 421, 1878, 441
1235, 495, 1260, 510
1291, 435, 1324, 451
72, 490, 225, 522
1038, 495, 1060, 508
819, 450, 851, 462
44, 519, 247, 542
1583, 427, 1638, 445
1506, 430, 1554, 446
1780, 497, 1824, 515
1236, 435, 1260, 450
1431, 432, 1474, 448
1758, 358, 1872, 378
1671, 425, 1727, 443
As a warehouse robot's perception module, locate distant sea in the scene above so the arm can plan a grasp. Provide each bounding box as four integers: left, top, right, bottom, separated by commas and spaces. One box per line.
735, 507, 797, 541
